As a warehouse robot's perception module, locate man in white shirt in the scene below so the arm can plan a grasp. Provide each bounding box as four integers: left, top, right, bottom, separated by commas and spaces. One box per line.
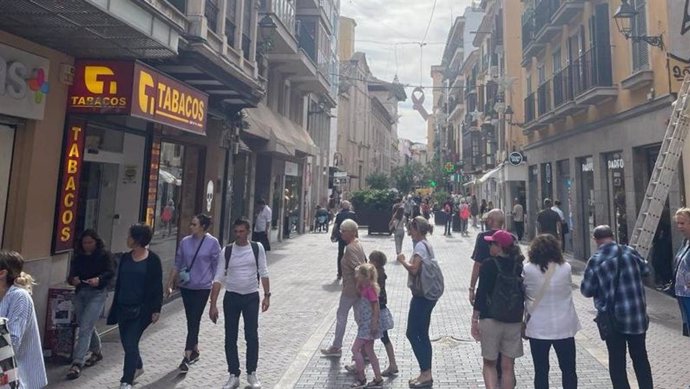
253, 199, 272, 251
552, 199, 567, 252
210, 218, 271, 389
512, 198, 525, 241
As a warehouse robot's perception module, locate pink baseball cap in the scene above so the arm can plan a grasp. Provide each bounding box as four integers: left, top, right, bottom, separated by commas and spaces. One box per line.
484, 230, 515, 249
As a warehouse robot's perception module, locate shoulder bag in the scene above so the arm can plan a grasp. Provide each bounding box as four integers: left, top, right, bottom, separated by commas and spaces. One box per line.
178, 235, 207, 285
522, 263, 556, 339
594, 245, 622, 341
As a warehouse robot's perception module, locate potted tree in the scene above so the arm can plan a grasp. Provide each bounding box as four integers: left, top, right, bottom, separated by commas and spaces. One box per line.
351, 188, 397, 235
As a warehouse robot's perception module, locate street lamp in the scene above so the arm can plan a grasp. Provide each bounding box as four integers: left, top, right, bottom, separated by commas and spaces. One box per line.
613, 0, 664, 49
504, 105, 525, 128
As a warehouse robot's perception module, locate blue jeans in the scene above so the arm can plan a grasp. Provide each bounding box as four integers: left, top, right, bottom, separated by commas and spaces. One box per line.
406, 296, 437, 371
677, 296, 690, 336
72, 288, 107, 366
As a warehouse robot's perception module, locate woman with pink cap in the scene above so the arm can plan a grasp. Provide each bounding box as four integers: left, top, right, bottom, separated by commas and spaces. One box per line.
471, 230, 525, 389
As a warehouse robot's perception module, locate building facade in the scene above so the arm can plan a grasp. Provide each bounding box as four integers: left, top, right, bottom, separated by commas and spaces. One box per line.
519, 0, 681, 281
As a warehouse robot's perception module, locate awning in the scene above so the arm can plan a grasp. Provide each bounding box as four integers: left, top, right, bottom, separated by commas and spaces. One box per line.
243, 103, 318, 157
158, 169, 182, 186
478, 165, 502, 183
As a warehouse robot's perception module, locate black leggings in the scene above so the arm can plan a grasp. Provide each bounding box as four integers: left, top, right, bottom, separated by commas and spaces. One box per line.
181, 288, 211, 352
381, 330, 390, 345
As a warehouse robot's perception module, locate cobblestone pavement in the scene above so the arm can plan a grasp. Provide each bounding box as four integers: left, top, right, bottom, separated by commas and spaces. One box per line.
45, 225, 690, 389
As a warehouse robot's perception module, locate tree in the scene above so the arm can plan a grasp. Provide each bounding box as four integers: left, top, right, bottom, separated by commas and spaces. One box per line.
391, 163, 417, 193
365, 172, 390, 190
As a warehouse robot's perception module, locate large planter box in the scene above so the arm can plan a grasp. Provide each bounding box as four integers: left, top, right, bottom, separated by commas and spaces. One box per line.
434, 210, 447, 225
365, 209, 393, 235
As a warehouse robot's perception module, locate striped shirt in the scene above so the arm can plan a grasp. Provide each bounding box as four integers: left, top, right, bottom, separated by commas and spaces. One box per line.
0, 285, 47, 388
581, 242, 650, 335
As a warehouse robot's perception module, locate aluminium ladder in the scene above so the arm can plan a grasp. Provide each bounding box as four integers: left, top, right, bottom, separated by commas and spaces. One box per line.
630, 74, 690, 259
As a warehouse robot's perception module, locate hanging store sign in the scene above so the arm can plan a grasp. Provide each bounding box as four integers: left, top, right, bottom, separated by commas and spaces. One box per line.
667, 1, 690, 94
285, 161, 299, 176
53, 119, 86, 253
68, 60, 208, 135
508, 152, 524, 166
0, 42, 50, 120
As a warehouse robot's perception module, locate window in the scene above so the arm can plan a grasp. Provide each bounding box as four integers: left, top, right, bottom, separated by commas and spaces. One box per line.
0, 125, 14, 248
631, 0, 649, 71
205, 0, 219, 33
552, 47, 561, 73
242, 0, 253, 60
226, 0, 237, 47
537, 63, 545, 84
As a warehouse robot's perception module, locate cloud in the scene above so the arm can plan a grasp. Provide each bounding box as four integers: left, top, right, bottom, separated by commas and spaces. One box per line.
341, 0, 474, 144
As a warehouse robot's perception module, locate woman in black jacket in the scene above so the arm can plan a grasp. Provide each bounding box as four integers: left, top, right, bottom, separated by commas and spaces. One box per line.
107, 223, 163, 389
66, 229, 115, 379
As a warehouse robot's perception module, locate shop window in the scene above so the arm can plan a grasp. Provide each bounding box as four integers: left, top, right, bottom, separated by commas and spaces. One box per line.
153, 142, 185, 242
605, 152, 628, 244
579, 156, 596, 258
0, 125, 15, 248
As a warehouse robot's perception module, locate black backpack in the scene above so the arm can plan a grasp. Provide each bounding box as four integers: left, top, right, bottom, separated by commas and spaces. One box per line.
487, 257, 525, 323
224, 242, 260, 282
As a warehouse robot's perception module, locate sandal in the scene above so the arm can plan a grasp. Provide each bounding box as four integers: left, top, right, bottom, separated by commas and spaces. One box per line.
381, 367, 398, 377
365, 378, 384, 388
66, 364, 81, 380
409, 378, 433, 388
84, 352, 103, 367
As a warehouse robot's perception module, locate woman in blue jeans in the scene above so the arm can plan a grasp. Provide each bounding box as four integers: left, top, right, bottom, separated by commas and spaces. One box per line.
397, 216, 438, 388
107, 223, 163, 389
66, 229, 114, 380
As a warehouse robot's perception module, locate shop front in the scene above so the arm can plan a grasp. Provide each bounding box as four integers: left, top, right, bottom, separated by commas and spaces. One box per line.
57, 59, 210, 286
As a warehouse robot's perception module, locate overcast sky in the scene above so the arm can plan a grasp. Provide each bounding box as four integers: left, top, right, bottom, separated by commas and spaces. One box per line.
340, 0, 474, 144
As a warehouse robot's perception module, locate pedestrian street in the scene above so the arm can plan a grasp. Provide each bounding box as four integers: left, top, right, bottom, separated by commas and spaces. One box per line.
46, 227, 690, 389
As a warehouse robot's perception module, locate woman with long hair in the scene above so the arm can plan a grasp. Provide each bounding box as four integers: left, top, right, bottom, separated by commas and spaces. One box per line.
471, 230, 524, 389
390, 206, 407, 254
0, 250, 47, 388
524, 234, 580, 389
165, 214, 221, 373
397, 216, 439, 388
673, 208, 690, 336
66, 229, 115, 379
107, 223, 163, 389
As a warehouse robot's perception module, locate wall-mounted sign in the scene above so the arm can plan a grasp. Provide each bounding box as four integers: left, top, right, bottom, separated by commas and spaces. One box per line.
0, 42, 50, 120
206, 180, 214, 212
667, 1, 690, 93
607, 158, 624, 170
68, 60, 208, 135
508, 152, 524, 166
285, 161, 299, 176
545, 162, 552, 184
54, 119, 86, 253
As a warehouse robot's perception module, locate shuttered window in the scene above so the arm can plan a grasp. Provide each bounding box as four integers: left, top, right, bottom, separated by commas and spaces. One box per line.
631, 0, 649, 71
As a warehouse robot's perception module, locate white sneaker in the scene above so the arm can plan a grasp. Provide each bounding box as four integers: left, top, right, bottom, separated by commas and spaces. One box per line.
222, 374, 240, 389
119, 384, 133, 389
247, 372, 262, 389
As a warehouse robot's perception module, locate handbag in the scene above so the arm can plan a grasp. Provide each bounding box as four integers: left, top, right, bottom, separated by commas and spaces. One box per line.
594, 245, 623, 341
522, 263, 556, 339
178, 235, 206, 285
0, 318, 18, 389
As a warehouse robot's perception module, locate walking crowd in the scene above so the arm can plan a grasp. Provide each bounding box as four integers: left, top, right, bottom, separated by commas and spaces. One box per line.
0, 194, 689, 389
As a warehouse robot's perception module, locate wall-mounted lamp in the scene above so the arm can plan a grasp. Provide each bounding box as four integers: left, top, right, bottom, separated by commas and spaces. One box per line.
504, 105, 526, 128
613, 0, 664, 49
257, 15, 277, 54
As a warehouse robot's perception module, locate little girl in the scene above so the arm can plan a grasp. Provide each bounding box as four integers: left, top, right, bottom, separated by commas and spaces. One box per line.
350, 263, 384, 388
369, 250, 397, 376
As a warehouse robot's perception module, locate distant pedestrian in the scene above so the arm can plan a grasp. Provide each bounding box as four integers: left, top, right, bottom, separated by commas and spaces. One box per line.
331, 200, 357, 280
107, 223, 163, 389
0, 251, 48, 389
470, 195, 480, 228
459, 198, 470, 236
581, 225, 653, 389
421, 199, 431, 220
469, 209, 505, 305
210, 218, 270, 389
471, 230, 525, 389
404, 195, 416, 219
537, 198, 561, 239
66, 230, 115, 380
348, 263, 385, 388
524, 234, 580, 389
165, 214, 221, 373
552, 200, 568, 251
511, 198, 524, 241
161, 200, 175, 237
672, 208, 690, 336
389, 206, 407, 254
397, 216, 441, 388
252, 199, 272, 251
479, 200, 488, 231
321, 219, 367, 358
442, 197, 454, 237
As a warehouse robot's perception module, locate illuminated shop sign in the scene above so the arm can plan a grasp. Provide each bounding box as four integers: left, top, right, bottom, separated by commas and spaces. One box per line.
68, 60, 208, 134
0, 42, 50, 120
53, 119, 86, 253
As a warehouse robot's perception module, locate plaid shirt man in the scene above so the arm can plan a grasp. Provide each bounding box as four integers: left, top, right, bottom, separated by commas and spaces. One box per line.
581, 242, 650, 335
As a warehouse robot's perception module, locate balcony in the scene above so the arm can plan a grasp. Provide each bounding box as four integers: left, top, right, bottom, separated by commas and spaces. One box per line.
552, 65, 585, 117
521, 11, 545, 66
533, 0, 561, 45
261, 0, 297, 39
552, 0, 586, 25
523, 92, 546, 132
572, 46, 617, 105
536, 80, 557, 124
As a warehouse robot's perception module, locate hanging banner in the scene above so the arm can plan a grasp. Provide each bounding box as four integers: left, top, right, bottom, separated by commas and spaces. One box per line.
53, 119, 86, 253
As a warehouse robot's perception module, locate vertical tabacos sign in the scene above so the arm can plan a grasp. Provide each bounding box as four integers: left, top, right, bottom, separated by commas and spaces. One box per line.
53, 119, 85, 253
68, 60, 208, 134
